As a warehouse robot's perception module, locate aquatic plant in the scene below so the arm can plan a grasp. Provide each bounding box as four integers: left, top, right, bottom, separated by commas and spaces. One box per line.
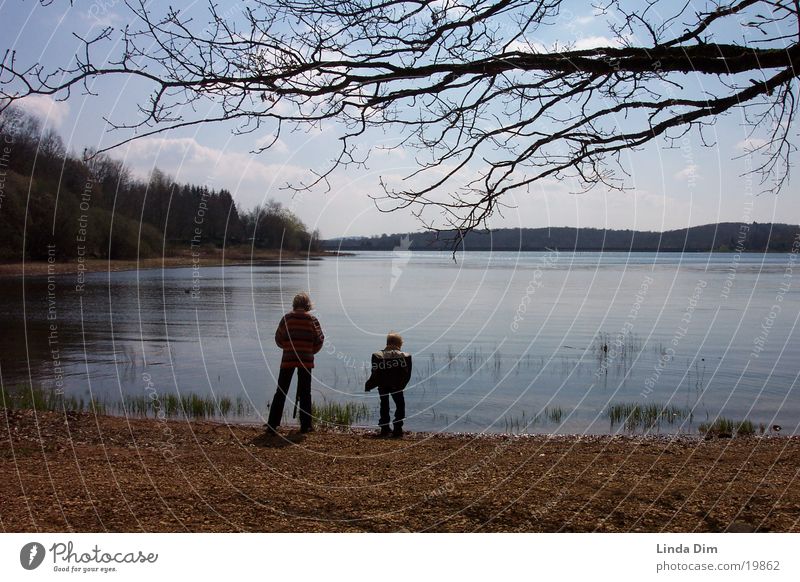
699, 418, 757, 438
594, 331, 643, 358
0, 385, 256, 421
542, 406, 563, 424
0, 385, 104, 413
499, 405, 566, 434
312, 401, 370, 427
607, 402, 692, 432
503, 414, 522, 433
163, 393, 181, 416
218, 396, 232, 416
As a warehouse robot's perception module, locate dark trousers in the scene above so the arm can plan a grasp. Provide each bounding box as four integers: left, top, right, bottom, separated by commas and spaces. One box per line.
267, 366, 312, 430
378, 386, 405, 431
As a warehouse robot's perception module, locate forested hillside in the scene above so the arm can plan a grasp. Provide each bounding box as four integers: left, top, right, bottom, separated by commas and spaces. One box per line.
325, 223, 800, 253
0, 108, 318, 261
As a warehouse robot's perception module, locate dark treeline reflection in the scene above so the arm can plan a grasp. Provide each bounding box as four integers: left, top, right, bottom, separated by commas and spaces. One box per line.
0, 107, 319, 262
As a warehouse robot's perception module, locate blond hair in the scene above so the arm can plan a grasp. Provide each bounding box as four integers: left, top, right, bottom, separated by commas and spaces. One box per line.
292, 292, 313, 311
385, 332, 403, 349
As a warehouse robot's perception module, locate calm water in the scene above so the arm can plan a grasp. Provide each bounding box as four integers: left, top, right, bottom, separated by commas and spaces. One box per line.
1, 251, 798, 434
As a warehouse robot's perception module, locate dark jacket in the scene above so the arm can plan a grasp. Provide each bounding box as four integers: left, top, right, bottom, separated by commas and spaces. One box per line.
365, 349, 412, 392
275, 309, 324, 369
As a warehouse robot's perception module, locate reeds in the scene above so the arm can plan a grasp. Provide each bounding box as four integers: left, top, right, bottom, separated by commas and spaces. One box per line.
1, 385, 104, 413
118, 393, 254, 419
594, 331, 643, 358
0, 384, 253, 420
312, 401, 370, 427
698, 417, 759, 438
544, 406, 563, 423
607, 402, 692, 432
501, 406, 565, 434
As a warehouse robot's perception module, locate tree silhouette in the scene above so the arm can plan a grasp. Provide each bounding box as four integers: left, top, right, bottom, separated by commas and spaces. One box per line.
2, 0, 798, 235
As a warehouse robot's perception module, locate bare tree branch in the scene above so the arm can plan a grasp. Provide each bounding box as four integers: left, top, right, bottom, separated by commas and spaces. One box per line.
2, 0, 798, 236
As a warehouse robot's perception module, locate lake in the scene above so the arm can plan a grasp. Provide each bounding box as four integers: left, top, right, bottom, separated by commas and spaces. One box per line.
1, 250, 798, 435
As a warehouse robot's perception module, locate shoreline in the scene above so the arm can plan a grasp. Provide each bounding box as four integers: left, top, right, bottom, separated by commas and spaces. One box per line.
323, 247, 794, 254
2, 409, 798, 532
0, 249, 348, 279
2, 248, 786, 279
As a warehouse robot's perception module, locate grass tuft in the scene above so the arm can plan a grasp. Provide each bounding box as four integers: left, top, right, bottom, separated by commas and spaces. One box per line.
607, 402, 692, 432
699, 417, 756, 438
1, 385, 104, 413
312, 401, 370, 427
1, 385, 253, 420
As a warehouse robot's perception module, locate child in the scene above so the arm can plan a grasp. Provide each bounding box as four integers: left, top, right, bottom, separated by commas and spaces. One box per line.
266, 292, 325, 434
365, 332, 412, 438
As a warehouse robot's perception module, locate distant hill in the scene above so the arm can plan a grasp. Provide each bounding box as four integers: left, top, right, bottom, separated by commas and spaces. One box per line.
323, 223, 800, 252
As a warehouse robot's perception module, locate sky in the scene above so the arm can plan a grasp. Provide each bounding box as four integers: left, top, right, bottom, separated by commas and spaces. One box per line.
1, 0, 799, 239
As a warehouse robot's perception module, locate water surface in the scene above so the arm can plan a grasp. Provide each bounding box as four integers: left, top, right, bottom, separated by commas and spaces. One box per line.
1, 251, 798, 434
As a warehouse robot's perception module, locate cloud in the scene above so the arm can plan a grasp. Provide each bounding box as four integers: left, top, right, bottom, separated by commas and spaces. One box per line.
119, 136, 308, 208
116, 134, 430, 238
735, 138, 768, 152
674, 164, 701, 181
574, 13, 597, 25
79, 2, 126, 28
254, 134, 290, 154
15, 95, 70, 128
573, 36, 619, 50
503, 39, 548, 54
505, 34, 623, 55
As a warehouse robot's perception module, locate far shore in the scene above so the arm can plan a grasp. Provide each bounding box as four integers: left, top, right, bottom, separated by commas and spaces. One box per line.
3, 247, 787, 280
2, 409, 798, 532
0, 248, 350, 279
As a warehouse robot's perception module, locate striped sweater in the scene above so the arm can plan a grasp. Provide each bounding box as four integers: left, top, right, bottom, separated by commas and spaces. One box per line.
275, 310, 325, 369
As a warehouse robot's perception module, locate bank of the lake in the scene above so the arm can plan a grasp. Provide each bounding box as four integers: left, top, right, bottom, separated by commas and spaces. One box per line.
2, 409, 798, 532
0, 247, 345, 279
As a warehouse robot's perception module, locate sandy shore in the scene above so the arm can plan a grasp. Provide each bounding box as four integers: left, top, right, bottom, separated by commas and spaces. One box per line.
0, 249, 343, 279
1, 409, 798, 532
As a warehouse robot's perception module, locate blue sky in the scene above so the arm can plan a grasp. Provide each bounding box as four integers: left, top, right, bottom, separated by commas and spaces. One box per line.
2, 0, 798, 238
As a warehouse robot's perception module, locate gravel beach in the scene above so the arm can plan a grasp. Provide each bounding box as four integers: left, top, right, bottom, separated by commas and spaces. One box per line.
2, 409, 798, 532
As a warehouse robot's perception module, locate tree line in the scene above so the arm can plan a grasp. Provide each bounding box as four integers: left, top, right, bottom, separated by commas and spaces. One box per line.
0, 107, 319, 262
325, 223, 800, 253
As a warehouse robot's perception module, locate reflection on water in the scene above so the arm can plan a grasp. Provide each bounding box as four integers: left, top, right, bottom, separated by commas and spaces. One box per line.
0, 251, 798, 434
